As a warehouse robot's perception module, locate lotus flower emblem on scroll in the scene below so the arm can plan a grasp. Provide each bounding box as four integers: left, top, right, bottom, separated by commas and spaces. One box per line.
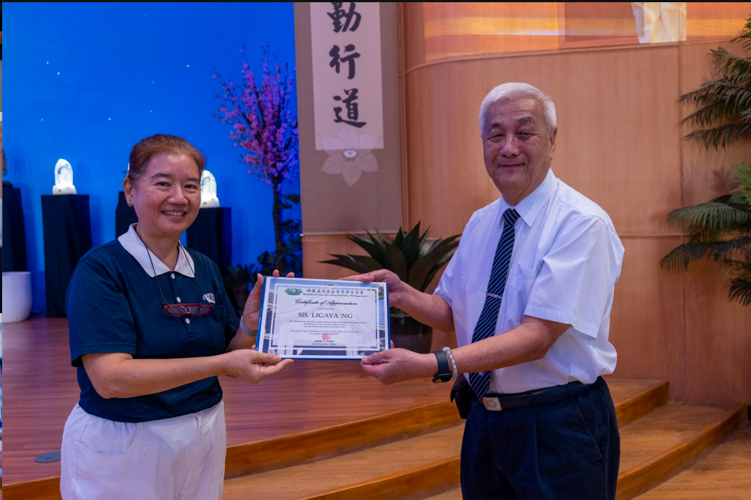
321, 124, 379, 187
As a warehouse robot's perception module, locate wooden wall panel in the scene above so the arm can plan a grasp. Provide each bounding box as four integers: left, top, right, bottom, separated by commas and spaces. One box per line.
302, 232, 411, 280
609, 237, 686, 400
404, 45, 684, 238
399, 2, 751, 404
402, 3, 426, 73
302, 234, 376, 280
683, 261, 751, 403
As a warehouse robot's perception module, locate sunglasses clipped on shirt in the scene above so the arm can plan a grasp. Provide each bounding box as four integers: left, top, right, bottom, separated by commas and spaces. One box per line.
162, 303, 213, 317
143, 241, 214, 318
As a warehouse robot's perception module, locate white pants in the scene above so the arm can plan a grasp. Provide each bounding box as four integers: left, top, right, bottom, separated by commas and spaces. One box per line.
60, 401, 226, 500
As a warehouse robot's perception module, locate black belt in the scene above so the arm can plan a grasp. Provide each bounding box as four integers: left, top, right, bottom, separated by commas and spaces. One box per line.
473, 380, 590, 412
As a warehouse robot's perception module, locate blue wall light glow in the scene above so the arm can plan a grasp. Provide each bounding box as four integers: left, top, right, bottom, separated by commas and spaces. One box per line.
5, 2, 299, 311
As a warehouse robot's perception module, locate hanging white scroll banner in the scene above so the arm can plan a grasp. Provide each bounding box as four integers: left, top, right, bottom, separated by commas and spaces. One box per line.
310, 2, 384, 152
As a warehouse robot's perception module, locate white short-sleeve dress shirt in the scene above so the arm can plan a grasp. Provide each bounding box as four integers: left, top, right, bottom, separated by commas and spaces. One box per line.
435, 169, 625, 394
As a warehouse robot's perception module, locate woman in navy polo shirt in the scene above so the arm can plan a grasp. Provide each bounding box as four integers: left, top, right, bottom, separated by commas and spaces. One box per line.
60, 134, 292, 500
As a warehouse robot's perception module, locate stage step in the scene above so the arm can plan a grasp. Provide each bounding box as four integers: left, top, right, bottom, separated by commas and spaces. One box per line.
223, 427, 464, 500
423, 488, 462, 500
420, 404, 747, 500
617, 403, 747, 499
225, 400, 462, 479
635, 422, 751, 499
222, 379, 675, 500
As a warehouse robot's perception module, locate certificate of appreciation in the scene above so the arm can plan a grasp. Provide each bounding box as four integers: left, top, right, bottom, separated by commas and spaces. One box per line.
256, 277, 390, 360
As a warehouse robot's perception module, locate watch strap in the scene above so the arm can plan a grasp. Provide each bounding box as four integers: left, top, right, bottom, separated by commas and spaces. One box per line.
432, 350, 452, 383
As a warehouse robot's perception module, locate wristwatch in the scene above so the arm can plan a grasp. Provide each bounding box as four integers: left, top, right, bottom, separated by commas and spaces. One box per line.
432, 350, 452, 383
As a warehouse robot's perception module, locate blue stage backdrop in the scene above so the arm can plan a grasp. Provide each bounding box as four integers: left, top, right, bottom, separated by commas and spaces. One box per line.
4, 3, 300, 312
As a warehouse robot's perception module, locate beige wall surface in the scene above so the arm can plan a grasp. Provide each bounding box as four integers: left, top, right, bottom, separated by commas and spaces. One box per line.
399, 12, 751, 405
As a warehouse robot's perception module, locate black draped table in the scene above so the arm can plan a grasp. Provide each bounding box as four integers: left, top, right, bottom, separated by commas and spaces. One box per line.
41, 194, 93, 317
115, 191, 139, 238
3, 185, 29, 272
186, 207, 232, 270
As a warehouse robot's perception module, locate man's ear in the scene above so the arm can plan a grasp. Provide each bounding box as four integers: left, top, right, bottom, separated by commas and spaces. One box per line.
549, 127, 558, 155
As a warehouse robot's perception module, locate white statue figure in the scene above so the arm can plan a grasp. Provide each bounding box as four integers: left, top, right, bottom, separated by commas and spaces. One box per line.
52, 158, 77, 195
200, 169, 220, 208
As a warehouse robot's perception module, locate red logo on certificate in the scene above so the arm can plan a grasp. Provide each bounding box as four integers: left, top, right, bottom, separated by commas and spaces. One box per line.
322, 334, 331, 341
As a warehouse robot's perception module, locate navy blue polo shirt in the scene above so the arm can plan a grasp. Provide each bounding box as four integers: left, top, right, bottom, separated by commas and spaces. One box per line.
66, 226, 238, 422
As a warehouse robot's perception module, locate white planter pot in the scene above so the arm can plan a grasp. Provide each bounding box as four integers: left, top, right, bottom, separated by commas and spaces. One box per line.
2, 271, 33, 322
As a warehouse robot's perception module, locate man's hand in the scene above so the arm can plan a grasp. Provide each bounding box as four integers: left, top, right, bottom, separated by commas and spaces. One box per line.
222, 349, 294, 384
343, 269, 455, 332
342, 269, 412, 310
242, 269, 294, 332
360, 347, 437, 385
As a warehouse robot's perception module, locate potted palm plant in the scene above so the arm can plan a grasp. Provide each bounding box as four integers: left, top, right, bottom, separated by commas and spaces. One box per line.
660, 17, 751, 306
321, 223, 460, 352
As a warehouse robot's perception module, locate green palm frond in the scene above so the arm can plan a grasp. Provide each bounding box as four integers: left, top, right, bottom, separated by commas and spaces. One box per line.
684, 123, 751, 149
661, 241, 720, 271
729, 277, 751, 306
731, 16, 751, 50
667, 202, 751, 233
716, 53, 751, 81
727, 259, 751, 305
660, 237, 751, 272
729, 162, 751, 205
679, 42, 751, 150
711, 237, 751, 262
681, 79, 751, 128
733, 162, 751, 190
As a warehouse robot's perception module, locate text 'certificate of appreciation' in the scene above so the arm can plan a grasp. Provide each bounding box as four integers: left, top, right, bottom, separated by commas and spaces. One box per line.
256, 277, 390, 360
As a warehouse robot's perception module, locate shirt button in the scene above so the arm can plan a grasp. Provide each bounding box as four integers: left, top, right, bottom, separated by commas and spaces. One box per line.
185, 318, 190, 324
171, 273, 176, 279
176, 297, 181, 303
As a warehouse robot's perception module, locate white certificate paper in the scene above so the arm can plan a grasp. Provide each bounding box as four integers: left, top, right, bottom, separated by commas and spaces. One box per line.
256, 277, 390, 360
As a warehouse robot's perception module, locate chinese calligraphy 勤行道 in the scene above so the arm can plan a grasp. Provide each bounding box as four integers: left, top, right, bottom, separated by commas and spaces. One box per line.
311, 2, 384, 151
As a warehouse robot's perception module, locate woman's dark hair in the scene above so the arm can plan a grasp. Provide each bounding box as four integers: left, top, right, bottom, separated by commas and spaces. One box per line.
127, 134, 206, 184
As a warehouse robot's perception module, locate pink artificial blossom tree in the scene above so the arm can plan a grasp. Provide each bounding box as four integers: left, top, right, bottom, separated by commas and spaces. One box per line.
213, 44, 300, 274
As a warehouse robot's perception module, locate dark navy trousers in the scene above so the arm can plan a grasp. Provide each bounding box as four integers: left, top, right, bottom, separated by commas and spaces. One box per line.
460, 377, 620, 499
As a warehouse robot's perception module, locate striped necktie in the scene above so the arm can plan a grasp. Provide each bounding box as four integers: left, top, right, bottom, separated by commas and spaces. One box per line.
468, 208, 521, 399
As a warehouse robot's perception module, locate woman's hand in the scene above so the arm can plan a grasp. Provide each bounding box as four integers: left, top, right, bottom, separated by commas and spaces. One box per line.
222, 349, 293, 384
241, 269, 295, 332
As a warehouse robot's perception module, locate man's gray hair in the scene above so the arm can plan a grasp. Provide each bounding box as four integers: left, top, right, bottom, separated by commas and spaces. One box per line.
479, 82, 557, 137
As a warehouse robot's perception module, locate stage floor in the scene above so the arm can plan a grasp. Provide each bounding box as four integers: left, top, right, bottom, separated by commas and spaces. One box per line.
3, 315, 455, 485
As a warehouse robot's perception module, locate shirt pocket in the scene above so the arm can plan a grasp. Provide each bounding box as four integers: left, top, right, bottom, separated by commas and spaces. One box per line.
519, 265, 539, 284
519, 263, 540, 299
505, 264, 539, 323
205, 305, 228, 352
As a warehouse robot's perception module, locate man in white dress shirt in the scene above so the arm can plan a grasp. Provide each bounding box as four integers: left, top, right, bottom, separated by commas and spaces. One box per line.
355, 82, 624, 499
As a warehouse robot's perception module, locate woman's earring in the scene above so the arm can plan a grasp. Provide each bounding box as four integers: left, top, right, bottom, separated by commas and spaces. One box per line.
127, 199, 133, 207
